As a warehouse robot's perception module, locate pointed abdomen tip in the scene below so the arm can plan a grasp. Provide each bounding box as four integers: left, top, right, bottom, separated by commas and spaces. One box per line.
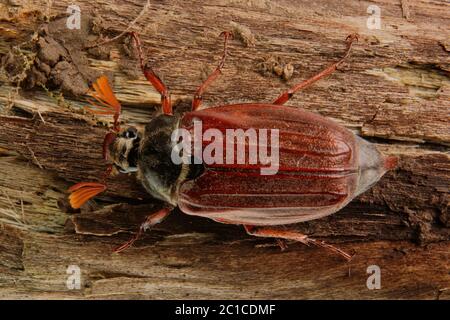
384, 155, 399, 170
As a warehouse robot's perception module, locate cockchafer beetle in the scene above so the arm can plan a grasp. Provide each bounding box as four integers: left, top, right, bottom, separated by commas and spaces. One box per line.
68, 32, 397, 260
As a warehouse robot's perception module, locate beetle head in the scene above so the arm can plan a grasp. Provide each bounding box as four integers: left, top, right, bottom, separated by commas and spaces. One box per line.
108, 126, 142, 174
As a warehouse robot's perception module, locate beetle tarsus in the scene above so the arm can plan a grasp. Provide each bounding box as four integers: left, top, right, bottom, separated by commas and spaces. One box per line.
130, 32, 173, 115
273, 33, 359, 105
304, 238, 354, 262
191, 31, 233, 111
114, 229, 142, 253
244, 225, 353, 261
114, 208, 172, 253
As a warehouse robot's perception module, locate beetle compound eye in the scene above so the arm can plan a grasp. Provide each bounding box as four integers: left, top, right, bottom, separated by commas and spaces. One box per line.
123, 127, 138, 139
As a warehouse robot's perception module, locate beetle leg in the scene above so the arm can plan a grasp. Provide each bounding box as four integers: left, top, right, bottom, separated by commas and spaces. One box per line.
244, 225, 353, 261
192, 31, 233, 111
276, 238, 288, 251
114, 208, 172, 253
130, 32, 173, 115
273, 33, 359, 105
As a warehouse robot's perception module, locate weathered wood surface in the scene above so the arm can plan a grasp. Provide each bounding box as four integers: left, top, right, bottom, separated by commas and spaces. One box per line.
0, 0, 449, 299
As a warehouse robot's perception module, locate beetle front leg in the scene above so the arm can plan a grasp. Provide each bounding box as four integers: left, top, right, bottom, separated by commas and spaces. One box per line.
114, 207, 172, 253
192, 31, 233, 111
130, 32, 173, 115
244, 225, 353, 261
273, 33, 359, 105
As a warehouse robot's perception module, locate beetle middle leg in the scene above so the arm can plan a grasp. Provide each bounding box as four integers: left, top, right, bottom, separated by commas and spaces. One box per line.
114, 207, 172, 253
244, 225, 353, 261
130, 32, 173, 115
191, 31, 233, 111
273, 33, 359, 105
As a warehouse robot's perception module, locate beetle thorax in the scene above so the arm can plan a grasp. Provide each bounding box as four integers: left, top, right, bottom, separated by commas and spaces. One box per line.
136, 114, 196, 205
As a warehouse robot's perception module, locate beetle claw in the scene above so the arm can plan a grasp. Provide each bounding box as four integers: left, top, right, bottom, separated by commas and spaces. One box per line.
346, 33, 359, 43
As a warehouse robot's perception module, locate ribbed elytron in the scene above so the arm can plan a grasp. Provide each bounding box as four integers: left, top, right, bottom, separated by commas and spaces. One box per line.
69, 32, 397, 260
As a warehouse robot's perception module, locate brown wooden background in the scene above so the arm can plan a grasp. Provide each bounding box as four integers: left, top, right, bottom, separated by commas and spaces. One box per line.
0, 0, 449, 299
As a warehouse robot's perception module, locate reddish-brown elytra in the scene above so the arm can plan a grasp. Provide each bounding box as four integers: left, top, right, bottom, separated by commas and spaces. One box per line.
69, 32, 398, 260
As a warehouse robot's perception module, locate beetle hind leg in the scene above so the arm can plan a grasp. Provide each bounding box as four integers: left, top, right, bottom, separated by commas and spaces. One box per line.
244, 225, 353, 261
